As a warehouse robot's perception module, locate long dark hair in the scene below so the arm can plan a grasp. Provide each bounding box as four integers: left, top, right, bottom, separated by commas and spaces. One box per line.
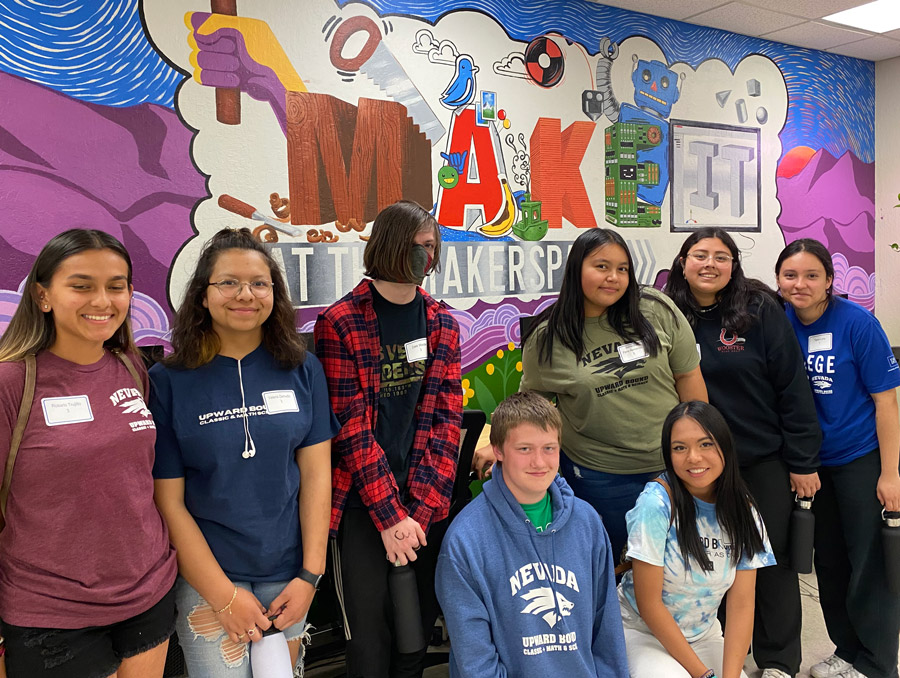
661, 401, 765, 572
0, 229, 136, 362
775, 238, 835, 306
522, 229, 667, 365
664, 228, 779, 334
166, 228, 305, 369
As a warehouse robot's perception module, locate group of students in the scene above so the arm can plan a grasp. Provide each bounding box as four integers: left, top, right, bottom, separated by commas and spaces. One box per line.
461, 227, 899, 678
0, 200, 895, 678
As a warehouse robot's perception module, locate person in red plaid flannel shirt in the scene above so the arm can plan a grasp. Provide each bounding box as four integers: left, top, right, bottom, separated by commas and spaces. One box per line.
314, 201, 462, 678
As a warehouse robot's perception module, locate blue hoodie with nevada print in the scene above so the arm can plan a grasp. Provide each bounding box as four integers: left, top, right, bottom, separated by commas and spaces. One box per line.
436, 464, 627, 678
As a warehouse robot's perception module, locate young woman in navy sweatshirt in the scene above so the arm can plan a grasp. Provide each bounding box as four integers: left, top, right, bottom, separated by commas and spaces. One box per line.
664, 228, 821, 678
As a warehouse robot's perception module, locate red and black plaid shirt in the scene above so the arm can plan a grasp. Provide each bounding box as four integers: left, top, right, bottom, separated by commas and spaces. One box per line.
314, 279, 462, 537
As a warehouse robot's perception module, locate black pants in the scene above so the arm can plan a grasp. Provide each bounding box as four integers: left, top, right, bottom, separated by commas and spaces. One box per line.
814, 450, 900, 678
741, 458, 802, 676
337, 507, 446, 678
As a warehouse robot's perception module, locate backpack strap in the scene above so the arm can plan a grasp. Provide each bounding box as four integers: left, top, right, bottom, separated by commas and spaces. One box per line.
111, 349, 145, 399
613, 476, 673, 576
0, 350, 144, 526
0, 354, 37, 523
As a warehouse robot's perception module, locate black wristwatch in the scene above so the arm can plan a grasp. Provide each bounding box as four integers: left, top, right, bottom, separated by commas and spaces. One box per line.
298, 567, 324, 590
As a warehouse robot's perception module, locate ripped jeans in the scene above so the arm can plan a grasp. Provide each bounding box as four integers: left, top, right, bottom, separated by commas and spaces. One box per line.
174, 576, 309, 678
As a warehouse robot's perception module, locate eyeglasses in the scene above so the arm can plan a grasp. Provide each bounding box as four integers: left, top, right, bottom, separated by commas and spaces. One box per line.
686, 252, 733, 264
208, 280, 274, 299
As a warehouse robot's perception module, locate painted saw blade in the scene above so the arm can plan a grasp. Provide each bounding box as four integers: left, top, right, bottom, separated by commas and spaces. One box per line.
359, 41, 446, 145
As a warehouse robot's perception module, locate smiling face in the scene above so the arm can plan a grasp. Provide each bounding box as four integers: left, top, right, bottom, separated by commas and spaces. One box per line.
669, 416, 725, 502
776, 251, 833, 321
203, 248, 275, 345
36, 248, 133, 363
581, 243, 630, 317
437, 165, 459, 189
682, 237, 734, 306
493, 422, 560, 504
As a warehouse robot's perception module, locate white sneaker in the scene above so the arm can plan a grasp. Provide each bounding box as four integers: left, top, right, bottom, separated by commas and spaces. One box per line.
835, 668, 868, 678
761, 670, 792, 678
810, 655, 853, 678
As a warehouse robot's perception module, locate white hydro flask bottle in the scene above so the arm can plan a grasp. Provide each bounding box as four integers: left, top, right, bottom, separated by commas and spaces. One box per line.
250, 625, 294, 677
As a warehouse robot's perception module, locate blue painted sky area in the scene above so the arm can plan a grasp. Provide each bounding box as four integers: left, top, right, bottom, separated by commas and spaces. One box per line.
341, 0, 875, 163
0, 0, 179, 106
0, 0, 874, 162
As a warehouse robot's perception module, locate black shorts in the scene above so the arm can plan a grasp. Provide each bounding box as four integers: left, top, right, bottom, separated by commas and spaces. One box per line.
1, 584, 175, 678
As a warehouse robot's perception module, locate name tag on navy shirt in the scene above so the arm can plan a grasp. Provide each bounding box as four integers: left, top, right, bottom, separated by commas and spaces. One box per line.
405, 338, 428, 363
808, 333, 833, 353
42, 395, 93, 426
262, 390, 299, 415
618, 341, 649, 363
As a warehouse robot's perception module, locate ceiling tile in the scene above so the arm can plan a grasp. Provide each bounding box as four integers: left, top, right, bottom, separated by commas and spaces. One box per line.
739, 0, 872, 20
684, 2, 806, 36
761, 20, 871, 50
827, 35, 900, 60
585, 0, 729, 21
884, 28, 900, 41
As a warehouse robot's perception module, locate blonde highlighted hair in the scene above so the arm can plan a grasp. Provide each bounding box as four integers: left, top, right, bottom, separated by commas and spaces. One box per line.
0, 229, 136, 363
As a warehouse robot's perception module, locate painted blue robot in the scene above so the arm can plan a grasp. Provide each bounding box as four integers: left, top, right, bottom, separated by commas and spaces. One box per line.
605, 57, 682, 226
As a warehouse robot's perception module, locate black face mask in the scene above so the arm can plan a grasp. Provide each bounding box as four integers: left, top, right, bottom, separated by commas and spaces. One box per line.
409, 244, 432, 285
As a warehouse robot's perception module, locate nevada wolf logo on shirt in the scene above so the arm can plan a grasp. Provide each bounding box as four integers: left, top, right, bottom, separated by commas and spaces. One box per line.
509, 562, 580, 629
520, 587, 574, 628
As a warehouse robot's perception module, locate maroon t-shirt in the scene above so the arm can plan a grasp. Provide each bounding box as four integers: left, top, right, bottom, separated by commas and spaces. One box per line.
0, 350, 176, 628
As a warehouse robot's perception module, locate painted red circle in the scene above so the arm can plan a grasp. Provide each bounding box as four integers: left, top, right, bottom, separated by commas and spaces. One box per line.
524, 36, 565, 88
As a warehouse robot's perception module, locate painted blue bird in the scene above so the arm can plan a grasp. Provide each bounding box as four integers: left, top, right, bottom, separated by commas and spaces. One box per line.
441, 54, 479, 109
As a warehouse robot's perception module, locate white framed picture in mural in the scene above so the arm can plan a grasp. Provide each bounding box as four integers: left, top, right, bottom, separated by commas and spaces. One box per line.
670, 119, 761, 232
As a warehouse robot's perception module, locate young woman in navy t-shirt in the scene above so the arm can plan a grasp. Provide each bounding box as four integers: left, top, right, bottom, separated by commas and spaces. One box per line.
776, 238, 900, 678
151, 228, 339, 678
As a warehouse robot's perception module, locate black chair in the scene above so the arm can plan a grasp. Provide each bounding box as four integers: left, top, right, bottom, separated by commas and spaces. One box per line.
518, 315, 537, 345
893, 347, 900, 365
449, 409, 487, 520
306, 409, 487, 670
301, 331, 315, 355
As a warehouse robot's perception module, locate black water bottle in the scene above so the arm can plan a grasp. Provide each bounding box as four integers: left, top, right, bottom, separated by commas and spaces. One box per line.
882, 510, 900, 594
389, 563, 426, 654
790, 495, 815, 574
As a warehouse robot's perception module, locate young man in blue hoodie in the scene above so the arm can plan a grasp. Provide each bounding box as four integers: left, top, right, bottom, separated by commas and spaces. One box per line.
436, 391, 628, 677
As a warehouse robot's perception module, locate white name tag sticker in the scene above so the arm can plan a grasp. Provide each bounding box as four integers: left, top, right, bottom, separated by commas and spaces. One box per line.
618, 341, 649, 363
696, 343, 702, 359
405, 338, 428, 363
808, 333, 833, 353
42, 395, 93, 427
262, 390, 299, 415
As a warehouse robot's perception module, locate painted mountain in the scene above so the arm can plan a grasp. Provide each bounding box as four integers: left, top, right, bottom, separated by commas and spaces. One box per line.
776, 148, 875, 272
0, 71, 206, 308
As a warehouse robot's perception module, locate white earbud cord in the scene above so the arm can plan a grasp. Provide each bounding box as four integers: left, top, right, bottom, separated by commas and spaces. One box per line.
237, 358, 256, 459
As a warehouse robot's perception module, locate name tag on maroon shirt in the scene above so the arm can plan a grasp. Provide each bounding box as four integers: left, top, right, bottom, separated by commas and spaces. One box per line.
41, 395, 93, 426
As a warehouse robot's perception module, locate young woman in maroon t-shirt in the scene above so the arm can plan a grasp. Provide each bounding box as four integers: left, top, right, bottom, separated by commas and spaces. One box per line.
0, 229, 176, 678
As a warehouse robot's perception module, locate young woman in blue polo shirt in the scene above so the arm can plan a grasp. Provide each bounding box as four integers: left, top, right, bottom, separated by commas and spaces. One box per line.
776, 238, 900, 678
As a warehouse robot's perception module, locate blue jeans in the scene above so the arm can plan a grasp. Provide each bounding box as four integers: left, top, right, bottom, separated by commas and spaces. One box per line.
174, 576, 308, 678
559, 452, 660, 562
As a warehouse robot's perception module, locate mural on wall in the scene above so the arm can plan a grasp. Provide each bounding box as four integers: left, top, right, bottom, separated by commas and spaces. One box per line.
0, 0, 876, 410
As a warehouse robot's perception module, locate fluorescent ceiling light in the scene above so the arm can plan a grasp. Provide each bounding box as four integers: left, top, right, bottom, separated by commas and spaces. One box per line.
824, 0, 900, 33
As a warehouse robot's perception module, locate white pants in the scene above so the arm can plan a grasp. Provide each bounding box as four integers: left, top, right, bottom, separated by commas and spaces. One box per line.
620, 600, 749, 678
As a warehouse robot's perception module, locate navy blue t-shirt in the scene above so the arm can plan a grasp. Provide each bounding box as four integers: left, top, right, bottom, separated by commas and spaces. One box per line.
150, 346, 340, 582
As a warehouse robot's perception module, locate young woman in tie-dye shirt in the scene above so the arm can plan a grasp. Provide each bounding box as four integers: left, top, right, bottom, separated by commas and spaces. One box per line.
618, 402, 775, 678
